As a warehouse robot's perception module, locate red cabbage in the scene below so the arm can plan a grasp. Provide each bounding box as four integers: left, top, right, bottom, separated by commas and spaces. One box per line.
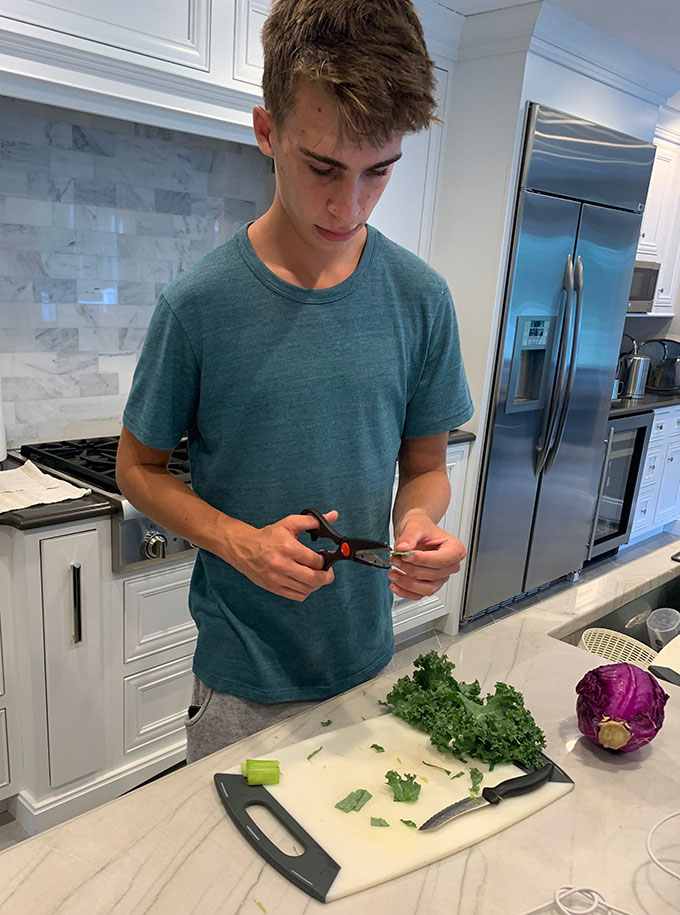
575, 662, 669, 752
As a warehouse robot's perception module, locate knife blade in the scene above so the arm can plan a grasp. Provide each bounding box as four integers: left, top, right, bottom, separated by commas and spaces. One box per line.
418, 761, 554, 831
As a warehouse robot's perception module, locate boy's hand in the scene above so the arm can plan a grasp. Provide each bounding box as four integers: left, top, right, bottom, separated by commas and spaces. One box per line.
389, 509, 466, 602
230, 510, 339, 601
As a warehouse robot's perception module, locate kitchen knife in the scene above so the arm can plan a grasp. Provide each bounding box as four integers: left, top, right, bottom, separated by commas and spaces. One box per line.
419, 761, 554, 831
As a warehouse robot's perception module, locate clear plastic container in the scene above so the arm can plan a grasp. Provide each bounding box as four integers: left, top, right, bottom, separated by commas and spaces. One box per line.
646, 607, 680, 651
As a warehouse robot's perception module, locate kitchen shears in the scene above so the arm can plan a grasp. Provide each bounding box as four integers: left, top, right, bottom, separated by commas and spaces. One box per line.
301, 507, 398, 571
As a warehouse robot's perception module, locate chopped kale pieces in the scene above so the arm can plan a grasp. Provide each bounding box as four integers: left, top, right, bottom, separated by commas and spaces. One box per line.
370, 817, 390, 827
452, 770, 464, 779
385, 770, 421, 803
306, 746, 322, 761
469, 767, 483, 796
401, 819, 417, 829
384, 651, 546, 770
370, 744, 385, 753
321, 720, 332, 727
335, 789, 372, 812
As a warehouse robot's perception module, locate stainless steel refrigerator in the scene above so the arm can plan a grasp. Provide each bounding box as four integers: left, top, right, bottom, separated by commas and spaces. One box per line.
463, 103, 655, 621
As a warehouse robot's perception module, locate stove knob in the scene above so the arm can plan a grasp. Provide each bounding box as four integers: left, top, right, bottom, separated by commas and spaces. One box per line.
143, 532, 167, 560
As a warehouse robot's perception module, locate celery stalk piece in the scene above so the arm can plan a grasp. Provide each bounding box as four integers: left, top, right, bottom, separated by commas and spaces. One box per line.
242, 759, 280, 785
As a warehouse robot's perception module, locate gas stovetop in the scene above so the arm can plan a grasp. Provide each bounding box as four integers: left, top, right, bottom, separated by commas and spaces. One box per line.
20, 436, 191, 496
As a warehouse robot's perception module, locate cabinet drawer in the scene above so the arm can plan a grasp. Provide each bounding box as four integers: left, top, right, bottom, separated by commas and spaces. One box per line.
668, 407, 680, 439
631, 485, 658, 534
124, 563, 197, 663
650, 411, 671, 442
641, 445, 663, 488
124, 655, 193, 753
0, 709, 9, 789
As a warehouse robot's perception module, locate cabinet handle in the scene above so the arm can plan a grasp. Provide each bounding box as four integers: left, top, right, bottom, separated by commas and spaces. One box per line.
669, 456, 675, 463
659, 288, 664, 294
71, 562, 82, 644
641, 508, 647, 515
641, 232, 646, 238
650, 464, 656, 471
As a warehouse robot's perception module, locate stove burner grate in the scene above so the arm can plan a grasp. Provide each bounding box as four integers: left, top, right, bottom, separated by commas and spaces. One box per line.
20, 436, 191, 494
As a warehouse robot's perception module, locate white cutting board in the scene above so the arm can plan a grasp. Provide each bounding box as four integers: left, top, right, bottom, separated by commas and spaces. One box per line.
654, 636, 680, 674
226, 714, 573, 900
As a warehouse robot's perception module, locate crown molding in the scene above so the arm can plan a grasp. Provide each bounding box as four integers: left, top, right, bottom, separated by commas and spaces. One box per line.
455, 1, 680, 108
530, 3, 680, 108
417, 0, 464, 62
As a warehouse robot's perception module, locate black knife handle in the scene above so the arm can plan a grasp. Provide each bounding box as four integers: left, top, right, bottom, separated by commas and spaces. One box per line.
214, 773, 340, 902
482, 761, 554, 805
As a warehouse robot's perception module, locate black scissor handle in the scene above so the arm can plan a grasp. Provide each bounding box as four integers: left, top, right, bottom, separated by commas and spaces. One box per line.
301, 507, 341, 543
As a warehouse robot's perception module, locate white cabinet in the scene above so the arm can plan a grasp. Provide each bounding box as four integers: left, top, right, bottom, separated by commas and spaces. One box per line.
369, 67, 448, 260
1, 0, 211, 70
629, 405, 680, 541
0, 529, 21, 802
40, 530, 105, 788
390, 441, 470, 636
634, 136, 680, 318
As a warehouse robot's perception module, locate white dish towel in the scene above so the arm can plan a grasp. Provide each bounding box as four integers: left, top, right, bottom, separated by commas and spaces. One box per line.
0, 461, 91, 512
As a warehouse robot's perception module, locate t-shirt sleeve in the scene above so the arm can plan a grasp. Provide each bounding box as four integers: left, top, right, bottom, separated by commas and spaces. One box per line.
122, 294, 199, 449
402, 285, 474, 439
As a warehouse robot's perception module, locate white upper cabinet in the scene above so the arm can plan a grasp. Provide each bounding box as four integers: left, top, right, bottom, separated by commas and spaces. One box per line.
232, 0, 270, 89
638, 139, 677, 260
635, 135, 680, 317
1, 0, 212, 69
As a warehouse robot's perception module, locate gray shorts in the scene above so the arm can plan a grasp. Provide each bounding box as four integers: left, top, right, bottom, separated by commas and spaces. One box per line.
185, 662, 395, 764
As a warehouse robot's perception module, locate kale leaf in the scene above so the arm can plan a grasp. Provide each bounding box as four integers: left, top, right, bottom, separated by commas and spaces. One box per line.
335, 789, 372, 812
385, 651, 546, 770
385, 770, 421, 802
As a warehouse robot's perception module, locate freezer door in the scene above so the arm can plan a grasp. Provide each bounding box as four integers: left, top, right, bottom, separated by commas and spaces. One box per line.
465, 191, 581, 617
524, 204, 643, 590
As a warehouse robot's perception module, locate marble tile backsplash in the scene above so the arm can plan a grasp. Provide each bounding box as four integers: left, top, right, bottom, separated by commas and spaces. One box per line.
0, 96, 275, 448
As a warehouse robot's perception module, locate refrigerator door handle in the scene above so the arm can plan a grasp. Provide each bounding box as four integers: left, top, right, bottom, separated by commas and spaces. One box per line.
586, 424, 615, 560
535, 254, 574, 475
544, 256, 584, 474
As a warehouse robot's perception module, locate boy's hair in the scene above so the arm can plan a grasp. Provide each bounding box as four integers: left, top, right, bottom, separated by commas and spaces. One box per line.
261, 0, 438, 146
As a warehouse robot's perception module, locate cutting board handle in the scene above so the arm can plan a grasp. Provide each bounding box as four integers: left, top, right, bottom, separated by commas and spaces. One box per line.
214, 773, 340, 902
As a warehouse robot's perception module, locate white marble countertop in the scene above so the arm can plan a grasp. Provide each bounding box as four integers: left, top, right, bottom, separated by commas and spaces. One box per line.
1, 541, 680, 914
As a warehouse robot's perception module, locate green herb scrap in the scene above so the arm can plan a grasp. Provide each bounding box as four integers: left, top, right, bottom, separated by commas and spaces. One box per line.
469, 767, 483, 796
452, 770, 464, 779
385, 770, 421, 803
335, 789, 372, 813
370, 817, 390, 827
307, 746, 322, 761
422, 760, 451, 775
321, 720, 332, 727
401, 819, 417, 829
253, 901, 266, 914
370, 744, 385, 753
385, 651, 546, 770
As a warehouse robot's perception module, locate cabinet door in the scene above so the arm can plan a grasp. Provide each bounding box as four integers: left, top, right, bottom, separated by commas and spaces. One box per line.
654, 438, 680, 525
638, 140, 678, 260
369, 67, 448, 260
0, 710, 9, 791
1, 0, 211, 70
41, 530, 105, 788
631, 484, 658, 536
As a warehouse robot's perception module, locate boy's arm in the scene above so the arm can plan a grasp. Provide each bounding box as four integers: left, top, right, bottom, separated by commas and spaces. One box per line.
390, 432, 467, 602
116, 426, 335, 602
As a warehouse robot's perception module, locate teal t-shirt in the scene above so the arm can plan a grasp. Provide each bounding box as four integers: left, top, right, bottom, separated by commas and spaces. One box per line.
122, 223, 473, 702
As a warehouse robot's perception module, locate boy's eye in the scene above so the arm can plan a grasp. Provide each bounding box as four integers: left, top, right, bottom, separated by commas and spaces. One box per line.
309, 165, 334, 176
371, 168, 389, 178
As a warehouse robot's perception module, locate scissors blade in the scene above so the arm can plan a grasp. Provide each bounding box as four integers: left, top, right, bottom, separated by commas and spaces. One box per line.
352, 549, 392, 569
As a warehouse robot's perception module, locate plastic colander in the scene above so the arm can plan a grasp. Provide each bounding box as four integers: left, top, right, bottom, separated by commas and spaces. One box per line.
578, 627, 657, 670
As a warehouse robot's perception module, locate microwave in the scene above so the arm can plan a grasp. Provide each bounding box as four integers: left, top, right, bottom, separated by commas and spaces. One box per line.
627, 260, 660, 313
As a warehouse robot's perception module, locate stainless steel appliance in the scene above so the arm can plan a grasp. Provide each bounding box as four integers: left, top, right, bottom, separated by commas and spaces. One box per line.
620, 353, 651, 398
587, 412, 653, 559
16, 436, 196, 572
627, 260, 660, 313
464, 103, 655, 620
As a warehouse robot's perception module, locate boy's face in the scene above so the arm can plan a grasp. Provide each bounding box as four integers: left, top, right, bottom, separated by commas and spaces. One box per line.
254, 80, 403, 251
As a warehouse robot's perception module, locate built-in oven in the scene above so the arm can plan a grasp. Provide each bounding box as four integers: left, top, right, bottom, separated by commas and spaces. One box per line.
627, 260, 660, 313
587, 412, 653, 559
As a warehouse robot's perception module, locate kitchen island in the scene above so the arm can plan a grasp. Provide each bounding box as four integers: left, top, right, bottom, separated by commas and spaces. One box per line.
0, 541, 679, 914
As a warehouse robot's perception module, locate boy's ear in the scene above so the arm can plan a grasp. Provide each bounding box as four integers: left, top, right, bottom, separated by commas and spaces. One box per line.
253, 106, 276, 158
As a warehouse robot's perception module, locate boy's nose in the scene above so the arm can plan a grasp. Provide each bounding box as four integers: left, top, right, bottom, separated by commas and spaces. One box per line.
327, 182, 362, 225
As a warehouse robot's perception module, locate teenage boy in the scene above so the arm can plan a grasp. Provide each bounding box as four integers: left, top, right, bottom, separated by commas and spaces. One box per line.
116, 0, 473, 763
